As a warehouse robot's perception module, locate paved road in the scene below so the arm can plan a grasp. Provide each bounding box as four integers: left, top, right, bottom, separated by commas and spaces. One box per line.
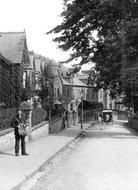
29, 122, 138, 190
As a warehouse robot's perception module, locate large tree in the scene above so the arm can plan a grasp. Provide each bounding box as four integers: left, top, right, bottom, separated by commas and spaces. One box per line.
48, 0, 138, 101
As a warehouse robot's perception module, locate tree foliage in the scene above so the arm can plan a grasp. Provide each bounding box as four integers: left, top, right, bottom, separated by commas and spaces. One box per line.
39, 60, 55, 109
48, 0, 138, 100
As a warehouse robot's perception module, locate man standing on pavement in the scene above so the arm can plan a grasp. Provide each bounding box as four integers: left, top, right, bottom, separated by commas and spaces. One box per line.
11, 109, 29, 156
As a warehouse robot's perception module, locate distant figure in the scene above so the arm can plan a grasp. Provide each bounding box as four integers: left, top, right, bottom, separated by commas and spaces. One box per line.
62, 111, 66, 129
105, 114, 110, 124
72, 110, 76, 125
99, 114, 102, 122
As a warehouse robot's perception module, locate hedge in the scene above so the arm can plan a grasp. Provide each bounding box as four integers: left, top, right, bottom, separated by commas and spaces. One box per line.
0, 108, 17, 130
0, 107, 47, 131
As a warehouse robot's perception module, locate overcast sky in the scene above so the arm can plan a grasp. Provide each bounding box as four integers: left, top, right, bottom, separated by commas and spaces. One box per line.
0, 0, 70, 62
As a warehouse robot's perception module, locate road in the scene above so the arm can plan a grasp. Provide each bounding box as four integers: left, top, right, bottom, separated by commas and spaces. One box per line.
29, 122, 138, 190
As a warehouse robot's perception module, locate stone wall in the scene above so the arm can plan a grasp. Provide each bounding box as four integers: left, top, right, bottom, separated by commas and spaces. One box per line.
0, 129, 14, 151
49, 118, 63, 134
28, 121, 49, 141
117, 111, 128, 120
128, 116, 138, 131
0, 121, 49, 151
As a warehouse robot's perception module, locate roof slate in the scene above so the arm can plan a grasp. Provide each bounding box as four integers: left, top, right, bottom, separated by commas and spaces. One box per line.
0, 32, 26, 63
0, 53, 12, 65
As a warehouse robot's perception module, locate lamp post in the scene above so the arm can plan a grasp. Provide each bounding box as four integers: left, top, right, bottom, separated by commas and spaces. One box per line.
80, 91, 84, 130
47, 96, 51, 130
47, 78, 53, 131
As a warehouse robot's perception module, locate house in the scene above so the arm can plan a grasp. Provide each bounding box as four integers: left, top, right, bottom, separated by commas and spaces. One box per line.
31, 54, 63, 109
0, 31, 30, 106
98, 88, 128, 111
71, 76, 87, 109
115, 93, 128, 111
58, 65, 97, 125
58, 64, 73, 111
76, 70, 98, 104
50, 62, 62, 105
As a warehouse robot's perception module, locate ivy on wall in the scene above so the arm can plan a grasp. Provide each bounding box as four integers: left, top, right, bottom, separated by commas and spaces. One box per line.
0, 60, 12, 107
0, 59, 22, 108
10, 64, 21, 107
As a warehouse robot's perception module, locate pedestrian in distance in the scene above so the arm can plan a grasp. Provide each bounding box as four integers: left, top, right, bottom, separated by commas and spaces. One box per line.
105, 114, 110, 125
99, 113, 104, 130
11, 109, 29, 156
99, 114, 102, 122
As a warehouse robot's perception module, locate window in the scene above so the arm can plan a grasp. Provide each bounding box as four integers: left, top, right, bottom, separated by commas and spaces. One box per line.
100, 90, 103, 99
57, 88, 60, 97
23, 71, 27, 88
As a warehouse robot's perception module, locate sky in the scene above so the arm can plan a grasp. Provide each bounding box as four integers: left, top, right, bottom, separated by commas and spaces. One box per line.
0, 0, 70, 62
0, 0, 93, 70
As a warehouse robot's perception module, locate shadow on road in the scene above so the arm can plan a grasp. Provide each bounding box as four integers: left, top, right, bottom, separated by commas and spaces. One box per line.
82, 131, 138, 139
0, 151, 14, 156
82, 123, 138, 139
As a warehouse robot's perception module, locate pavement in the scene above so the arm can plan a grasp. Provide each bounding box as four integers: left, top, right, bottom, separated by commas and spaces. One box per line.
0, 121, 93, 190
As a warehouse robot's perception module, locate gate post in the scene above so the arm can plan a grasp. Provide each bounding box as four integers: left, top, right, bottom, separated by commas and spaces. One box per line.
19, 101, 33, 141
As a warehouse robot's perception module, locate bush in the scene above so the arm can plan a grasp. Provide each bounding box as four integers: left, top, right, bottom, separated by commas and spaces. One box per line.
0, 108, 17, 131
32, 108, 47, 127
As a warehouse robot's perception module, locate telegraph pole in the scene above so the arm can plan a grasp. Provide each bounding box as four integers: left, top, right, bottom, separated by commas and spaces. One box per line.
80, 90, 84, 130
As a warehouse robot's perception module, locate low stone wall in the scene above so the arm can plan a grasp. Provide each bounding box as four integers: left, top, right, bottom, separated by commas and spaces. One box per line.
49, 118, 63, 134
128, 116, 138, 131
0, 121, 49, 151
117, 111, 128, 120
0, 129, 14, 151
28, 121, 49, 141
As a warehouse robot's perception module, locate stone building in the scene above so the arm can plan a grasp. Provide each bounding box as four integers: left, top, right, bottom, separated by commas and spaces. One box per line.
0, 31, 30, 106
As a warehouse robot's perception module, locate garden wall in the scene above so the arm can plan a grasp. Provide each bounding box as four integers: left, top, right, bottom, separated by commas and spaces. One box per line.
128, 116, 138, 131
117, 111, 128, 120
0, 121, 49, 151
49, 117, 63, 134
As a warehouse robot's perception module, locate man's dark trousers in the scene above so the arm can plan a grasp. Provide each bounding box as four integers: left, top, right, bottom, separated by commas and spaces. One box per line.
15, 135, 26, 154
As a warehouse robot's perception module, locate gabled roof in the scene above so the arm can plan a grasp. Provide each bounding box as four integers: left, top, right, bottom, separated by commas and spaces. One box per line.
0, 32, 26, 64
76, 73, 89, 80
57, 69, 71, 86
72, 77, 87, 87
62, 78, 71, 86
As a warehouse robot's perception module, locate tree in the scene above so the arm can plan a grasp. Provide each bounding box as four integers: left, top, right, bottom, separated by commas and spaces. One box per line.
48, 0, 138, 102
39, 61, 54, 109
